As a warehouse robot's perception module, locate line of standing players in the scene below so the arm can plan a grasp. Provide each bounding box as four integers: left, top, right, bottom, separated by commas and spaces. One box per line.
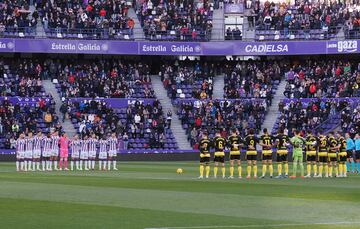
198, 128, 351, 179
15, 130, 119, 172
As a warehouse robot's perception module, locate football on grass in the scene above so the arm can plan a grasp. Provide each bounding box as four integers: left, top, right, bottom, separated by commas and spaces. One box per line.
176, 168, 183, 174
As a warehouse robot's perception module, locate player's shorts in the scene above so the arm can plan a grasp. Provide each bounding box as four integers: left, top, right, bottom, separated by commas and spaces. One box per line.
33, 150, 41, 159
89, 151, 97, 158
339, 155, 347, 162
318, 156, 328, 163
72, 151, 80, 159
108, 150, 117, 157
99, 151, 108, 160
276, 151, 288, 162
16, 151, 25, 160
347, 150, 354, 159
262, 150, 272, 161
247, 155, 257, 161
306, 154, 316, 162
25, 150, 33, 159
328, 153, 337, 162
356, 150, 360, 160
51, 149, 59, 157
230, 154, 240, 160
200, 156, 210, 163
80, 151, 89, 160
214, 156, 225, 163
42, 150, 51, 158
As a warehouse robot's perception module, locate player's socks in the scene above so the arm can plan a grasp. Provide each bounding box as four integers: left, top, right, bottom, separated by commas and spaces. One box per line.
319, 165, 323, 175
64, 159, 68, 169
269, 164, 273, 176
24, 161, 27, 171
221, 167, 226, 177
229, 166, 234, 177
328, 166, 332, 177
262, 165, 267, 176
71, 161, 74, 170
346, 161, 350, 172
59, 160, 63, 170
104, 161, 107, 170
36, 162, 39, 170
335, 166, 339, 177
108, 161, 111, 170
200, 165, 204, 177
247, 165, 251, 177
84, 161, 88, 170
28, 161, 32, 171
79, 160, 83, 170
20, 161, 24, 170
313, 164, 317, 175
33, 162, 36, 171
113, 161, 117, 169
284, 163, 289, 175
16, 161, 19, 171
76, 161, 79, 170
54, 161, 58, 170
278, 164, 282, 176
92, 160, 95, 169
214, 166, 218, 177
293, 162, 297, 177
253, 165, 257, 177
307, 164, 311, 176
343, 163, 347, 176
339, 164, 343, 176
50, 161, 53, 170
357, 162, 360, 172
237, 166, 242, 177
88, 160, 91, 169
300, 163, 304, 177
206, 165, 210, 177
41, 161, 45, 171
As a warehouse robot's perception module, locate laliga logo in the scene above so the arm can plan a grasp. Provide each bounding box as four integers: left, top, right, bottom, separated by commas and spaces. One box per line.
7, 42, 14, 49
194, 45, 201, 52
101, 44, 109, 51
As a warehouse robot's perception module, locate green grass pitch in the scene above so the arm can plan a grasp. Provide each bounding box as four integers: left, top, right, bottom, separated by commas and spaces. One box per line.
1, 161, 360, 229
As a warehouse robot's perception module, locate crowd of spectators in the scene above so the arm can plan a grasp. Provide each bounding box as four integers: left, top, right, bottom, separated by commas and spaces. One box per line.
0, 97, 59, 149
284, 60, 360, 98
177, 99, 267, 147
0, 0, 37, 35
137, 0, 213, 41
38, 0, 135, 39
223, 60, 284, 106
67, 99, 177, 150
225, 27, 242, 40
275, 99, 349, 135
48, 59, 155, 98
0, 58, 45, 97
160, 61, 217, 100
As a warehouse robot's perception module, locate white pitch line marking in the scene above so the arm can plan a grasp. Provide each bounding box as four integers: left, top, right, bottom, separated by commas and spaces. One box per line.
145, 221, 360, 229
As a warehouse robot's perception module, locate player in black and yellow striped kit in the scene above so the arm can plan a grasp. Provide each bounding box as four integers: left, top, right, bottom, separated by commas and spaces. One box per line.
228, 128, 243, 179
274, 129, 289, 178
337, 131, 347, 177
198, 132, 211, 179
260, 128, 273, 178
304, 130, 318, 178
244, 129, 259, 179
213, 130, 226, 178
328, 132, 340, 178
316, 134, 329, 178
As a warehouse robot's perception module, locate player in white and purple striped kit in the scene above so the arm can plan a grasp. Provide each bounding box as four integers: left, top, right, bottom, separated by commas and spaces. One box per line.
88, 133, 98, 170
42, 133, 53, 171
16, 133, 26, 172
80, 135, 89, 171
25, 132, 34, 171
51, 131, 60, 170
70, 134, 81, 171
32, 130, 43, 171
108, 132, 118, 170
98, 136, 108, 170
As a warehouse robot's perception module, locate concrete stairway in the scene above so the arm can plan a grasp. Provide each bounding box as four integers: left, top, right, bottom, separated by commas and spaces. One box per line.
42, 80, 77, 137
261, 80, 287, 133
128, 8, 145, 40
212, 74, 224, 99
211, 8, 225, 40
150, 75, 192, 150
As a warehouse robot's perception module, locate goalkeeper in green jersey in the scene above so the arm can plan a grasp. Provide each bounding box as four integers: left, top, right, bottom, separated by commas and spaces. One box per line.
290, 130, 305, 179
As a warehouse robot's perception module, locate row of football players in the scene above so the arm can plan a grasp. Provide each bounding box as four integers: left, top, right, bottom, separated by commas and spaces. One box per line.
15, 130, 119, 172
198, 128, 355, 179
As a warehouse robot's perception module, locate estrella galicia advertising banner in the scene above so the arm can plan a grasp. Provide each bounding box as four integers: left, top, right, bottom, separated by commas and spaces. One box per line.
0, 38, 359, 56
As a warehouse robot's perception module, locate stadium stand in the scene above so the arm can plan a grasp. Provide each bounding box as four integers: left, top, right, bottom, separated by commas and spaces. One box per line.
0, 97, 59, 149
177, 99, 267, 148
283, 60, 360, 98
0, 0, 37, 37
0, 58, 46, 96
37, 0, 134, 39
254, 1, 345, 41
136, 0, 213, 41
67, 99, 178, 150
